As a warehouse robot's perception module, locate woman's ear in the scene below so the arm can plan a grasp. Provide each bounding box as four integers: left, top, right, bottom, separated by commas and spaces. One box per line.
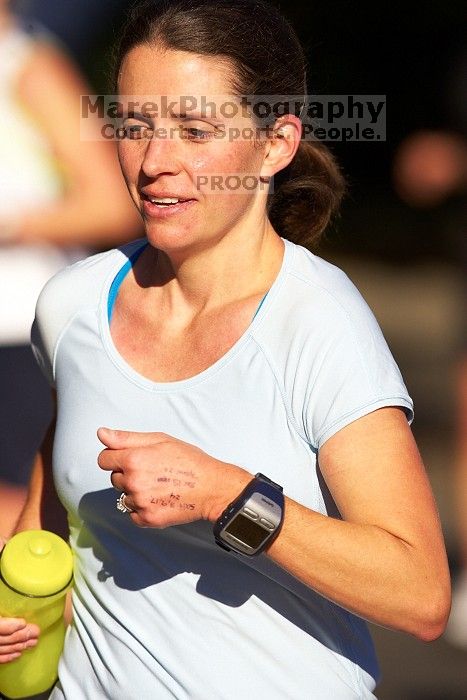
260, 115, 302, 179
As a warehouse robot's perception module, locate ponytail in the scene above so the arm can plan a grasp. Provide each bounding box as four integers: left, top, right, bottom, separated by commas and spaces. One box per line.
268, 141, 346, 249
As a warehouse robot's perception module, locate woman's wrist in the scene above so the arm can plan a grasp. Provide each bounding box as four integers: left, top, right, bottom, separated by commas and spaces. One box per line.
205, 462, 252, 523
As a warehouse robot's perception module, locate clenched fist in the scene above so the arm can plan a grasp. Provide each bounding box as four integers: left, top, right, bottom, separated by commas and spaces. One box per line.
97, 428, 251, 528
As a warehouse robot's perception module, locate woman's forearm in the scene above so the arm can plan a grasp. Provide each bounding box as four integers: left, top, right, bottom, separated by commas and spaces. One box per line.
266, 496, 450, 640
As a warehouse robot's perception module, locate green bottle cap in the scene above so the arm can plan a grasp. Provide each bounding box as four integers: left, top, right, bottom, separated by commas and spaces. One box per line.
0, 530, 73, 597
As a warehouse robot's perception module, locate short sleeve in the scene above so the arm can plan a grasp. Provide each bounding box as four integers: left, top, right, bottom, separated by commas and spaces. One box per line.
28, 240, 144, 389
31, 315, 55, 387
29, 266, 68, 389
302, 291, 414, 451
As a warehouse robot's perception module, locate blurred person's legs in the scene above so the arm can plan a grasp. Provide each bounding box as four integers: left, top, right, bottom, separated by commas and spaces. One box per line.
0, 345, 53, 537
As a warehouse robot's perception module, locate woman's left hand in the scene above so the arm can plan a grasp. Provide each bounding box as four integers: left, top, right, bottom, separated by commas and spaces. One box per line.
97, 427, 251, 528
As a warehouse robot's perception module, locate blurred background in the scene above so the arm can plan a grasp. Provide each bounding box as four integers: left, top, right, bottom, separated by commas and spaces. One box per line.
6, 1, 467, 697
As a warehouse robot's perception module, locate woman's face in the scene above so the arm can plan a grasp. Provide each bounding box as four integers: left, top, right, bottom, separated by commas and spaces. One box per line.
117, 45, 271, 257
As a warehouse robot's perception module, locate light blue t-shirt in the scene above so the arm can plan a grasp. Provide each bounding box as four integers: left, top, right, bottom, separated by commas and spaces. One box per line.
31, 237, 413, 699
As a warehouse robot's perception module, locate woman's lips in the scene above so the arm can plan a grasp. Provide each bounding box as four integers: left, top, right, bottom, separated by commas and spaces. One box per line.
141, 194, 195, 218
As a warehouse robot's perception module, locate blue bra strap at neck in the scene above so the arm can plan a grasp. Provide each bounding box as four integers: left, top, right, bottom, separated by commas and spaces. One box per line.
252, 292, 268, 321
107, 243, 148, 322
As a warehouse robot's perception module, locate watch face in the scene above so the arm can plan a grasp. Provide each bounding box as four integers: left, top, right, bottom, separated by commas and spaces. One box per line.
223, 513, 269, 550
215, 482, 284, 555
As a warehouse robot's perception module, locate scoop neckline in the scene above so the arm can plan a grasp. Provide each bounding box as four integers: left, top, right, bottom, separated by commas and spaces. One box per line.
98, 237, 293, 392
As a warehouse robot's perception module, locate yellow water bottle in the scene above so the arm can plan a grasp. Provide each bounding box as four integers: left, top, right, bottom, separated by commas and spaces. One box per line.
0, 530, 73, 699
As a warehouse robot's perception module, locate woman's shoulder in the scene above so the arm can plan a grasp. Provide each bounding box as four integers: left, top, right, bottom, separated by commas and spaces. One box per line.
253, 241, 390, 385
274, 240, 377, 332
287, 242, 366, 306
35, 238, 146, 320
32, 239, 147, 382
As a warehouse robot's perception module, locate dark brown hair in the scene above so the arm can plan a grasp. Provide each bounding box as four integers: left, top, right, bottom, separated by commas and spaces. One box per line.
114, 0, 345, 248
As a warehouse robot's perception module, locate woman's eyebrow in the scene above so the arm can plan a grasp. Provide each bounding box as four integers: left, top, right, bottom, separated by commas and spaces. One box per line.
176, 112, 226, 126
115, 105, 227, 128
116, 108, 153, 122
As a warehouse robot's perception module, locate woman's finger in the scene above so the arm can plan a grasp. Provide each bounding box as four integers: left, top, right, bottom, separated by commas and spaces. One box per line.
116, 492, 137, 514
0, 638, 38, 655
110, 471, 125, 491
98, 428, 170, 449
0, 627, 38, 645
0, 652, 22, 664
97, 447, 125, 472
0, 618, 26, 635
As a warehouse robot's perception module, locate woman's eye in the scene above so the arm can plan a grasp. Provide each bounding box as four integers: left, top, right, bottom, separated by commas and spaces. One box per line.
181, 126, 215, 141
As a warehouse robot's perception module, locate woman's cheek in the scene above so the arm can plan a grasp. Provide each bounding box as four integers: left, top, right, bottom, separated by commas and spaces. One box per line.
191, 153, 215, 171
117, 145, 138, 183
190, 154, 219, 195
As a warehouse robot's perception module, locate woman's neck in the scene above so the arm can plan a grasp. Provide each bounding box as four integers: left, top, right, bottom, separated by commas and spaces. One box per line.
137, 221, 284, 317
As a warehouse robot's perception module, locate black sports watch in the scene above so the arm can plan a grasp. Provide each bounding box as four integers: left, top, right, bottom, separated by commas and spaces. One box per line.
213, 473, 284, 556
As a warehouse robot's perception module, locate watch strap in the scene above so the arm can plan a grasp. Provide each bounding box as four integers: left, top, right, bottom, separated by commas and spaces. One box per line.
254, 472, 283, 492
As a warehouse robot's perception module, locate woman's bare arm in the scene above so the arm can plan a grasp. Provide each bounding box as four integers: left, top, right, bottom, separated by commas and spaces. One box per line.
266, 407, 451, 640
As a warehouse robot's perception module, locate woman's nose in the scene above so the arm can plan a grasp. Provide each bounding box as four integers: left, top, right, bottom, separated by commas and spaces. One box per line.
141, 129, 181, 178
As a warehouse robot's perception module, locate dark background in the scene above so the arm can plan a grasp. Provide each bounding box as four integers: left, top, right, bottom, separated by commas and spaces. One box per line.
282, 0, 466, 264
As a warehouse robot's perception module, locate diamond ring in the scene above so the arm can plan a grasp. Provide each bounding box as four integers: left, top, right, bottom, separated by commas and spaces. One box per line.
116, 492, 135, 514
